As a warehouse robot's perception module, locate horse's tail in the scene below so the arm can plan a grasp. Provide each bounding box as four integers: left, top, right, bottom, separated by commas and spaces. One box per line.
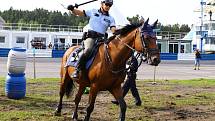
60, 46, 78, 98
60, 54, 75, 98
63, 64, 75, 98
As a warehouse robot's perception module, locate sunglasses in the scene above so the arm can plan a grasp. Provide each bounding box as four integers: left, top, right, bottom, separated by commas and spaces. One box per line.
105, 3, 112, 7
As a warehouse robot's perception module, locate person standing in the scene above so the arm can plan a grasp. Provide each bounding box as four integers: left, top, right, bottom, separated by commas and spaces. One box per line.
194, 49, 201, 70
67, 0, 116, 79
111, 54, 142, 106
48, 42, 53, 49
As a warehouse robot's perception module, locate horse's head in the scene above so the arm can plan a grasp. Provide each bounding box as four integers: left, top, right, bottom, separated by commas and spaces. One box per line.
134, 18, 160, 66
113, 20, 160, 66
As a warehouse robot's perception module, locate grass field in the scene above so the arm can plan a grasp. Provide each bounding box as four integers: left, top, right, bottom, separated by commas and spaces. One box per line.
1, 77, 215, 121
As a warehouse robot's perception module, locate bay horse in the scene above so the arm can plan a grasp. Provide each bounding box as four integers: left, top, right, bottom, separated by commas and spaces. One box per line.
55, 18, 160, 121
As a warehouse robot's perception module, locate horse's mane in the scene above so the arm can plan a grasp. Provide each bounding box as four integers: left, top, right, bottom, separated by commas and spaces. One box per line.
114, 23, 142, 36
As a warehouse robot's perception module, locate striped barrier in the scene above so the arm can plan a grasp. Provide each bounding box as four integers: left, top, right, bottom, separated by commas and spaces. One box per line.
1, 48, 215, 60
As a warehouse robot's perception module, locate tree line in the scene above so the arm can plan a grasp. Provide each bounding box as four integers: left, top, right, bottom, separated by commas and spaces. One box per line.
0, 7, 88, 26
127, 15, 191, 32
0, 8, 190, 32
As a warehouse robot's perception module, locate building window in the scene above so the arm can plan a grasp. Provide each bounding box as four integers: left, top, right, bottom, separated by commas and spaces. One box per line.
205, 37, 215, 45
31, 37, 46, 49
205, 38, 210, 44
169, 43, 178, 53
72, 39, 77, 46
16, 37, 25, 43
0, 36, 5, 43
77, 39, 83, 45
53, 38, 66, 50
72, 39, 82, 46
211, 38, 215, 45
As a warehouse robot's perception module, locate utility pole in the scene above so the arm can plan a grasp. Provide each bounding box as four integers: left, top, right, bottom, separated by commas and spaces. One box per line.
200, 0, 206, 52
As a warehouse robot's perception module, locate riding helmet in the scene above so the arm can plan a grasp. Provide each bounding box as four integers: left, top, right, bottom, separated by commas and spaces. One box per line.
101, 0, 113, 5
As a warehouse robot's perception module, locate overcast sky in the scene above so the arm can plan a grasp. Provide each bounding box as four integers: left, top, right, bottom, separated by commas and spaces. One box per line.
0, 0, 205, 26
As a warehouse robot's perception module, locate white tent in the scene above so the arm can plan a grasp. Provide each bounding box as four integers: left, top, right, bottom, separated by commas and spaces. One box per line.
109, 4, 130, 26
0, 16, 5, 27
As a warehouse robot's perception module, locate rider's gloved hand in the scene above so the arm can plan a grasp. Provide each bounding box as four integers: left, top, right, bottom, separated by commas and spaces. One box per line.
67, 5, 74, 11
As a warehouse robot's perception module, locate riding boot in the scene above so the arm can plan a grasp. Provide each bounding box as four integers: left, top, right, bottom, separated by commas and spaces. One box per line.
72, 52, 85, 79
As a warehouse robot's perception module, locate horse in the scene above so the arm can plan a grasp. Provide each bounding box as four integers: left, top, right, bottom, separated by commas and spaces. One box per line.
54, 18, 160, 121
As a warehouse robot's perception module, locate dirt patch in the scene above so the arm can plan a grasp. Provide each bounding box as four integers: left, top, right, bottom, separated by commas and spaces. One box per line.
51, 81, 215, 121
1, 80, 215, 121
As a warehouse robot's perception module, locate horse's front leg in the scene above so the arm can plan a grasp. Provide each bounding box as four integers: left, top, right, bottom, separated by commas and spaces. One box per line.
111, 87, 127, 121
84, 84, 98, 121
118, 97, 126, 121
72, 84, 86, 120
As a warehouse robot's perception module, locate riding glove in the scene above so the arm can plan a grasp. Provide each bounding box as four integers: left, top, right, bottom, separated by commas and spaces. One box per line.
67, 5, 74, 11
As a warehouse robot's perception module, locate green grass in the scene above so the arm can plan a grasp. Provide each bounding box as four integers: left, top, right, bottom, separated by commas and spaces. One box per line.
170, 78, 215, 87
1, 77, 215, 120
0, 77, 64, 121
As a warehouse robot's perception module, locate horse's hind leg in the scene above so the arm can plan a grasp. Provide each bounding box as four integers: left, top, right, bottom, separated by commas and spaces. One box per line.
111, 87, 127, 121
55, 68, 71, 116
84, 84, 98, 121
54, 77, 66, 116
72, 84, 86, 120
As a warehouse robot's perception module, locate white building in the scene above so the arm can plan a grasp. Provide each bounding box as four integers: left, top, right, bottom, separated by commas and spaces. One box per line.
0, 23, 83, 50
184, 0, 215, 53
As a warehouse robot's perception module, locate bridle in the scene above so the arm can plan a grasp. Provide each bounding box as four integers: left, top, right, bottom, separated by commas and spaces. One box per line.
104, 20, 160, 74
113, 27, 145, 54
114, 26, 159, 60
140, 27, 160, 60
104, 26, 149, 74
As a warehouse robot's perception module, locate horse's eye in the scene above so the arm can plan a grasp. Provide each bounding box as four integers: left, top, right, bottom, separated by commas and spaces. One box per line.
144, 35, 149, 39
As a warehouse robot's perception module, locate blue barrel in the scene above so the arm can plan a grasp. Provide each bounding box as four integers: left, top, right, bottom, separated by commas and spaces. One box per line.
5, 73, 26, 99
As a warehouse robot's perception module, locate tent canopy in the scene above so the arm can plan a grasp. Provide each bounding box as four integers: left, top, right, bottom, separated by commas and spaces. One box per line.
0, 16, 5, 24
182, 28, 195, 41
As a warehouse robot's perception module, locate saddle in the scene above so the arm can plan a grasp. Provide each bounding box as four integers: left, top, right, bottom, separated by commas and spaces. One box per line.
66, 40, 102, 70
65, 34, 116, 69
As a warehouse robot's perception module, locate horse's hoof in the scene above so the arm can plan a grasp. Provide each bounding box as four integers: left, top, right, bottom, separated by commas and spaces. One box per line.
72, 112, 78, 120
54, 111, 61, 116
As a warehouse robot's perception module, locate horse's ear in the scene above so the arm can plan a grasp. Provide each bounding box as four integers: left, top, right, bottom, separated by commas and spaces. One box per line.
144, 18, 149, 26
152, 19, 158, 29
142, 18, 149, 29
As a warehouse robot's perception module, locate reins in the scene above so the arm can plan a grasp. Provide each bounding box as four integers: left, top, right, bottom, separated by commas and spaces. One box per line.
104, 43, 128, 74
104, 27, 145, 74
115, 35, 136, 52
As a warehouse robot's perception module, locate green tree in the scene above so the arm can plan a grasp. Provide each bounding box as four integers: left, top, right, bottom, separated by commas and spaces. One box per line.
0, 9, 190, 32
180, 24, 190, 32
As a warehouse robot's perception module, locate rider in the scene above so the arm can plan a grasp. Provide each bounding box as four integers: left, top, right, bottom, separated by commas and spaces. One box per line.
67, 0, 116, 79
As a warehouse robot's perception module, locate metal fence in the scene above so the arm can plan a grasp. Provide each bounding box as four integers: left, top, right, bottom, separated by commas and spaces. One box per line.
0, 23, 84, 32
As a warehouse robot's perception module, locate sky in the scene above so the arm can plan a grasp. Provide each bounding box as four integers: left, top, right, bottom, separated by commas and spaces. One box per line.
0, 0, 204, 26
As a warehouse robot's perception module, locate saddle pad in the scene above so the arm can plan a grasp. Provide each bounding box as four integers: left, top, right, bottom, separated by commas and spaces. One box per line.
65, 47, 80, 67
65, 47, 99, 70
